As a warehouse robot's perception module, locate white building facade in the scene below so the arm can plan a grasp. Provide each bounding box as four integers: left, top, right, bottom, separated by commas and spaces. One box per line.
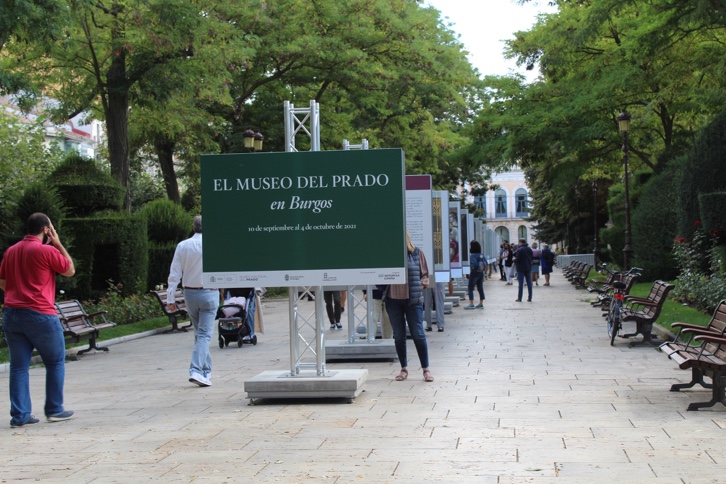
474, 166, 538, 246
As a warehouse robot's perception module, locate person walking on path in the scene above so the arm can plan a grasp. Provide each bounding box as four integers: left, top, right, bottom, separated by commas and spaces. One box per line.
541, 243, 555, 286
324, 290, 342, 330
514, 238, 534, 302
424, 282, 446, 332
385, 230, 434, 382
531, 242, 541, 286
167, 215, 219, 387
502, 242, 514, 285
465, 240, 486, 310
0, 213, 76, 427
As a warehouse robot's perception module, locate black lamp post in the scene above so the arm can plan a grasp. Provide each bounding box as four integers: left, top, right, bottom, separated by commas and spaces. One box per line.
243, 129, 264, 152
592, 180, 600, 268
617, 109, 633, 270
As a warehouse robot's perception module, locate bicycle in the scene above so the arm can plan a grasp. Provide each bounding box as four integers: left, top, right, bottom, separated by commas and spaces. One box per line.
605, 266, 642, 346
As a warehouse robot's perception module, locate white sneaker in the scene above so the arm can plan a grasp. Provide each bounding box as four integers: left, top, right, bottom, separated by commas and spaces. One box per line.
189, 371, 211, 387
335, 323, 342, 329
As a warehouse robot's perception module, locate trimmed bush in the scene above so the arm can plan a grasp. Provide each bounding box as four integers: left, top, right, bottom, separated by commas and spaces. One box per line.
678, 111, 726, 239
138, 199, 191, 244
147, 240, 178, 291
64, 213, 148, 300
15, 183, 66, 231
632, 161, 680, 281
50, 153, 124, 216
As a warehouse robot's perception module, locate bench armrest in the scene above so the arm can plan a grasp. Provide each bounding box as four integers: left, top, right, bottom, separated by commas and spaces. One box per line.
682, 327, 725, 337
673, 322, 714, 331
693, 334, 726, 345
85, 310, 108, 318
622, 296, 651, 304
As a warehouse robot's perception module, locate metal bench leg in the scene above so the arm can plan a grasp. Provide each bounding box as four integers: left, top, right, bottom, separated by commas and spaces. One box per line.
670, 367, 712, 391
77, 334, 110, 355
625, 322, 659, 347
162, 316, 191, 334
687, 373, 726, 411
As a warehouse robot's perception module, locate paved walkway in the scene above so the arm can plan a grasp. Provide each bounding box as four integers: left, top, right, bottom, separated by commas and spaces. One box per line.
1, 271, 724, 483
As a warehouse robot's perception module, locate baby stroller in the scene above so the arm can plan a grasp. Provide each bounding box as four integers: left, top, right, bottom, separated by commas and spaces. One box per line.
217, 288, 258, 348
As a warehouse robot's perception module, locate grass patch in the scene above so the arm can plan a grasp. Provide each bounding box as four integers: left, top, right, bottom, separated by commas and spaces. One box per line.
0, 316, 176, 365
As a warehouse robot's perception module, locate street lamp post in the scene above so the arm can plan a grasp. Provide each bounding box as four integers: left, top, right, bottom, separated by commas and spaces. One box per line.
243, 129, 264, 152
592, 180, 600, 268
617, 109, 633, 270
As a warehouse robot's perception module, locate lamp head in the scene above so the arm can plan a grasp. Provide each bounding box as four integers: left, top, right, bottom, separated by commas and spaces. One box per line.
243, 129, 255, 149
617, 110, 631, 134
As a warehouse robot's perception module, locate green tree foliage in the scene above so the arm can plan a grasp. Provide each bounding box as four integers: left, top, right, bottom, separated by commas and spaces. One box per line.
0, 0, 68, 97
0, 110, 64, 244
468, 0, 726, 251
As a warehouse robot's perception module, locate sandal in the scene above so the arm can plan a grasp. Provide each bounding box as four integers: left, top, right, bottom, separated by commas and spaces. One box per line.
423, 369, 434, 382
395, 369, 409, 381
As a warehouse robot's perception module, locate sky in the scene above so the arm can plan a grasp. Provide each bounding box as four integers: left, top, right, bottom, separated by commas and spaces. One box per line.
424, 0, 558, 80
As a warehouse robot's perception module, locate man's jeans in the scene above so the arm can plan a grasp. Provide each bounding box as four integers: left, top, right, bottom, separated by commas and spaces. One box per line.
517, 271, 533, 301
184, 289, 219, 377
385, 299, 429, 369
2, 308, 66, 425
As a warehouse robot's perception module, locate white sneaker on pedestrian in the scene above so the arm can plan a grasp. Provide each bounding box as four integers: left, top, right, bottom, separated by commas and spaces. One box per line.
189, 371, 211, 387
336, 322, 342, 329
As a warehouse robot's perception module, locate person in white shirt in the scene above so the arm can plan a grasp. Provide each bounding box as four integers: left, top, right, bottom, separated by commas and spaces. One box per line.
166, 216, 219, 387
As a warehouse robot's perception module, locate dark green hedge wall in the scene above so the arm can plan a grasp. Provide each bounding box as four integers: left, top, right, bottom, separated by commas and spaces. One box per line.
632, 161, 680, 280
64, 214, 148, 300
678, 111, 726, 239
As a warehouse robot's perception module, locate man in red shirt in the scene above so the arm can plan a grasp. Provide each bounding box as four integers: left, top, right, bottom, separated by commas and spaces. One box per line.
0, 213, 76, 427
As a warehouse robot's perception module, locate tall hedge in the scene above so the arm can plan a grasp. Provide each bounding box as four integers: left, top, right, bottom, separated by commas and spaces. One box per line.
138, 199, 192, 290
698, 192, 726, 236
632, 160, 681, 280
50, 153, 125, 216
678, 111, 726, 239
64, 214, 148, 299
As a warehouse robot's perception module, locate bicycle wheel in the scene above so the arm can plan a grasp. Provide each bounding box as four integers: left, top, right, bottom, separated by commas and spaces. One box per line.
609, 302, 621, 346
606, 298, 616, 337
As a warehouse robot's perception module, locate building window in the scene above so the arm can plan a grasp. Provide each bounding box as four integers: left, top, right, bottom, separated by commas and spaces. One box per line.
474, 195, 486, 214
496, 226, 510, 242
516, 189, 529, 217
495, 189, 507, 218
518, 225, 527, 241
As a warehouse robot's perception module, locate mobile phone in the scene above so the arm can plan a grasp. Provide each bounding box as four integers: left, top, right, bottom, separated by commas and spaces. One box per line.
43, 234, 52, 245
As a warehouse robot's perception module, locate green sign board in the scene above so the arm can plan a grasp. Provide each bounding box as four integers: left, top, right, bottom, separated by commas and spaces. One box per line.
200, 149, 406, 287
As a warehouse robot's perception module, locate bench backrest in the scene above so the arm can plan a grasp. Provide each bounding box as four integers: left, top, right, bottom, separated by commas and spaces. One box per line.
151, 289, 187, 313
56, 300, 93, 331
641, 281, 674, 318
622, 273, 639, 295
706, 300, 726, 334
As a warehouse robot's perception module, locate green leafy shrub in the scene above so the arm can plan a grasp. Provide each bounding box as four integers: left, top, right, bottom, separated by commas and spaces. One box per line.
672, 221, 724, 312
50, 153, 124, 216
82, 282, 160, 326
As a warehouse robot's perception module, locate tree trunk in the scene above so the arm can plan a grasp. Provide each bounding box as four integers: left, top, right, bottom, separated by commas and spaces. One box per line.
105, 34, 131, 211
154, 135, 180, 204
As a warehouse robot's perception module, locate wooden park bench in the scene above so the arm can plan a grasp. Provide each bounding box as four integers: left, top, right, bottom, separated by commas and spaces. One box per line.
562, 261, 584, 278
569, 264, 592, 289
592, 273, 639, 308
151, 289, 192, 333
617, 280, 674, 346
56, 299, 116, 355
660, 300, 726, 358
660, 302, 726, 410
